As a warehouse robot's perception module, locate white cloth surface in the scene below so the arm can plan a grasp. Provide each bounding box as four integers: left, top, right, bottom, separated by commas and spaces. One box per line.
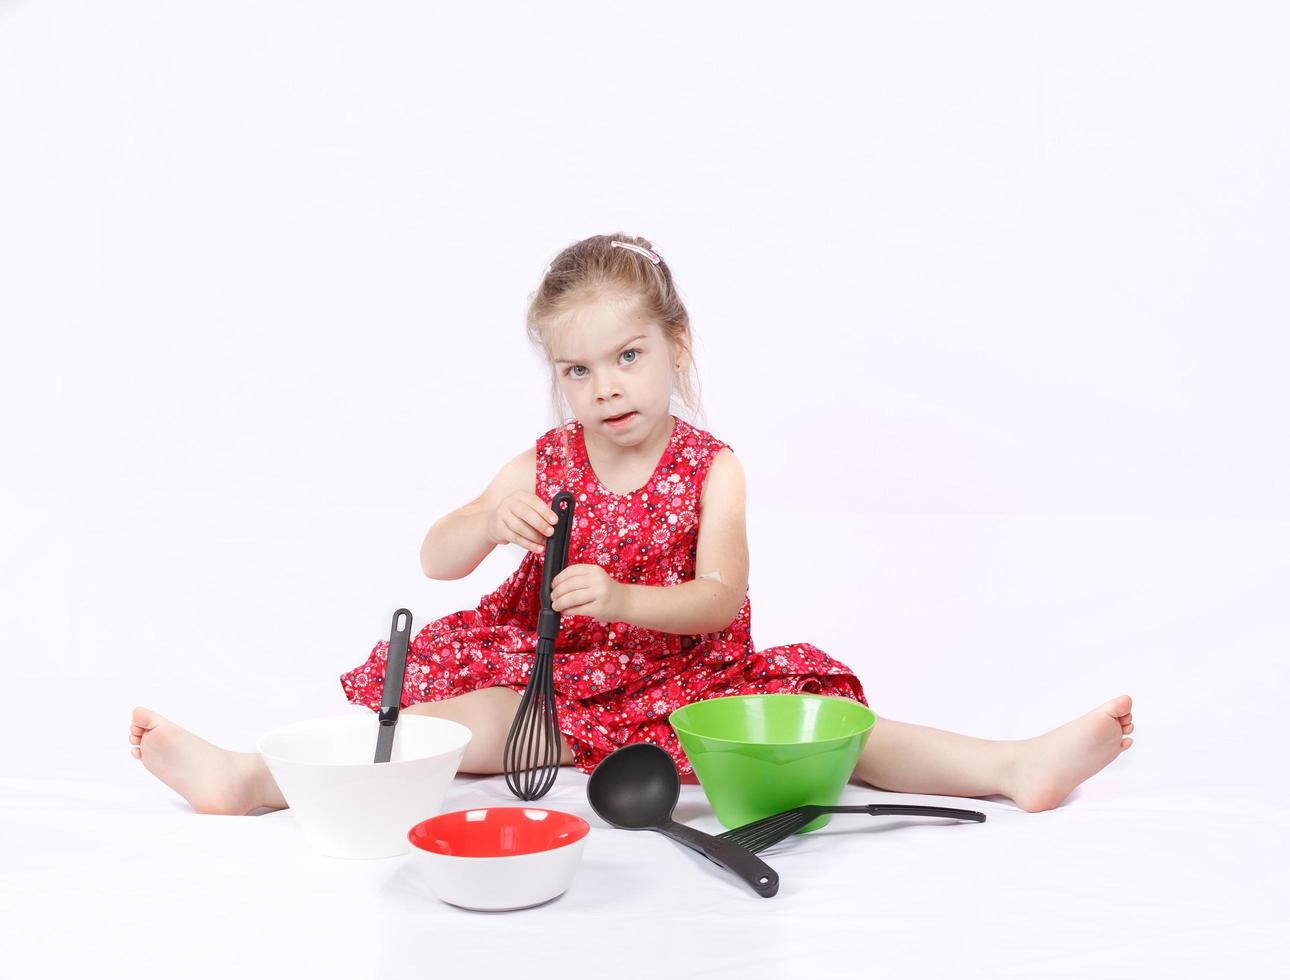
5, 724, 1288, 978
4, 509, 1288, 977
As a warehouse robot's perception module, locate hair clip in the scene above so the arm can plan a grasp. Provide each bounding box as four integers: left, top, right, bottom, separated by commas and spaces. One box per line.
611, 240, 661, 264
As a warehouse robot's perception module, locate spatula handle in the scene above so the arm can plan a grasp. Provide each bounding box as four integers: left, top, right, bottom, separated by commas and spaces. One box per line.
660, 820, 780, 898
840, 804, 987, 822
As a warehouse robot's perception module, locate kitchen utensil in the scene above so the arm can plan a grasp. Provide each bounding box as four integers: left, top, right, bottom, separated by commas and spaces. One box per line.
407, 807, 590, 911
717, 802, 987, 852
586, 742, 780, 898
257, 714, 471, 859
373, 607, 413, 764
669, 693, 876, 831
502, 490, 575, 801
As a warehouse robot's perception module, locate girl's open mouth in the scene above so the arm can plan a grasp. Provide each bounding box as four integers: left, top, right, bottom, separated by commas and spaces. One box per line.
605, 412, 636, 428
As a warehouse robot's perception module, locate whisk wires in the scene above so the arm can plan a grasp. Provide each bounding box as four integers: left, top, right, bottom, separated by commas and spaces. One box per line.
503, 647, 562, 800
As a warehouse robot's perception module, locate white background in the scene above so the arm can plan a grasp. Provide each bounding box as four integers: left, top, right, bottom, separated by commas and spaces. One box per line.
2, 1, 1287, 977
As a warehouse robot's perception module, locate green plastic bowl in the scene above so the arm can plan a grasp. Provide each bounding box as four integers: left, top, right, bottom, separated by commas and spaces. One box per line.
669, 694, 876, 834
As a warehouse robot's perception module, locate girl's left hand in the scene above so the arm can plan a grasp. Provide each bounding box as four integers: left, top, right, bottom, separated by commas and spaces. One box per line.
550, 564, 625, 626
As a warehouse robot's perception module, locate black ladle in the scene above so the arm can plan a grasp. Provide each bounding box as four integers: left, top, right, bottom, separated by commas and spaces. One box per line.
587, 743, 780, 898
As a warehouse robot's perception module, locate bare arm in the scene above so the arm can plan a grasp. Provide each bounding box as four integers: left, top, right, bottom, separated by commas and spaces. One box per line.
620, 578, 744, 634
420, 447, 537, 580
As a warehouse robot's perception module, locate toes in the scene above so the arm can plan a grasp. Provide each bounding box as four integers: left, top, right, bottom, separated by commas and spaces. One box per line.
131, 706, 161, 732
130, 707, 162, 752
1123, 722, 1134, 734
1121, 737, 1133, 750
1103, 694, 1132, 718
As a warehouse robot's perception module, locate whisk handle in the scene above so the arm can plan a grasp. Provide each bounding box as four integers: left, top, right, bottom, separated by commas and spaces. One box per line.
539, 491, 576, 614
537, 609, 562, 639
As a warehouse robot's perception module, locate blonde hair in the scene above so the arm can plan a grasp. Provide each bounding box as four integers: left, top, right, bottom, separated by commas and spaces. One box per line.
525, 234, 708, 458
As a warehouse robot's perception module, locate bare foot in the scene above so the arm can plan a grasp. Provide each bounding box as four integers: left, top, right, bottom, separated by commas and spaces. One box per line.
1005, 695, 1135, 812
129, 706, 283, 815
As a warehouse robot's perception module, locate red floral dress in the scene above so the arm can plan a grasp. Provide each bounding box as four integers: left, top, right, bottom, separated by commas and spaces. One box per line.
339, 414, 867, 776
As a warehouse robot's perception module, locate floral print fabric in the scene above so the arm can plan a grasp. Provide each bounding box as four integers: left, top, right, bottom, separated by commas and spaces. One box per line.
339, 414, 867, 775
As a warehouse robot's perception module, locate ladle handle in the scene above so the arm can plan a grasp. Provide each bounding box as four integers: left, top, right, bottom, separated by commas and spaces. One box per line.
660, 820, 780, 898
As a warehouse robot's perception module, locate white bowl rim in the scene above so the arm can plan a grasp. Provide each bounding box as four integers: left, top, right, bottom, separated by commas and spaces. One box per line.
256, 713, 473, 770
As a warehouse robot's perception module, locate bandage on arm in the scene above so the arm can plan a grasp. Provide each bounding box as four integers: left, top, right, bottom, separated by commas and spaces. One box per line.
696, 570, 723, 583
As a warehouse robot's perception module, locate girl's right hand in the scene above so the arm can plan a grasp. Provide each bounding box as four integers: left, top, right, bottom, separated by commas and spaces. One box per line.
488, 492, 559, 556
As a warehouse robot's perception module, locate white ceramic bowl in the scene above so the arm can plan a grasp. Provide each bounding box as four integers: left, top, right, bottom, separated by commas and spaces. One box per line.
407, 807, 590, 911
257, 714, 472, 859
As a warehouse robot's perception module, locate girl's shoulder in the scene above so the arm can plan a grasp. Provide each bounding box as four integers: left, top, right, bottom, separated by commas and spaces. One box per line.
674, 415, 734, 464
535, 419, 579, 470
665, 419, 741, 514
534, 421, 578, 497
537, 417, 580, 445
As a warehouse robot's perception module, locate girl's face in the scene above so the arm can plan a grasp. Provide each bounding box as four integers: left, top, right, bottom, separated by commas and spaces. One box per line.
549, 293, 680, 445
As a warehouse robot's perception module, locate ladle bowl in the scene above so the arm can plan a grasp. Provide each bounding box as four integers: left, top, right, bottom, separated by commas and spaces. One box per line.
587, 743, 779, 898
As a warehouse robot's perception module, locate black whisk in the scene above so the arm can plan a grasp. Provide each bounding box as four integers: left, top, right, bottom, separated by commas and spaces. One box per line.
502, 490, 575, 800
716, 803, 987, 853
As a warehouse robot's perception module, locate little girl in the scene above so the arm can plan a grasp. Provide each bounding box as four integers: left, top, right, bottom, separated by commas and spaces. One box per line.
130, 233, 1134, 817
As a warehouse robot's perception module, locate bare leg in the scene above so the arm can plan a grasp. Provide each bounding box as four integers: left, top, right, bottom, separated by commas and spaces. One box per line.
851, 717, 1015, 799
852, 695, 1134, 812
402, 685, 575, 774
129, 687, 575, 816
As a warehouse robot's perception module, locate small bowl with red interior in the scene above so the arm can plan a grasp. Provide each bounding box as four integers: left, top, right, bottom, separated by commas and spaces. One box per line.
406, 806, 590, 911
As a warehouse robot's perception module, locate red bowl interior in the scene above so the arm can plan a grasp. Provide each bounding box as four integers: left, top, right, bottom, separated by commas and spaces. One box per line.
408, 807, 589, 858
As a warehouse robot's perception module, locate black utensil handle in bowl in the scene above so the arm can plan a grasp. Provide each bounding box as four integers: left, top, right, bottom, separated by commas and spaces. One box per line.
373, 607, 413, 764
838, 804, 986, 822
661, 820, 780, 898
537, 491, 575, 640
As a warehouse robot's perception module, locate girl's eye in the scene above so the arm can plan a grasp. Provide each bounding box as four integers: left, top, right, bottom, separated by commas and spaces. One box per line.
565, 349, 642, 378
